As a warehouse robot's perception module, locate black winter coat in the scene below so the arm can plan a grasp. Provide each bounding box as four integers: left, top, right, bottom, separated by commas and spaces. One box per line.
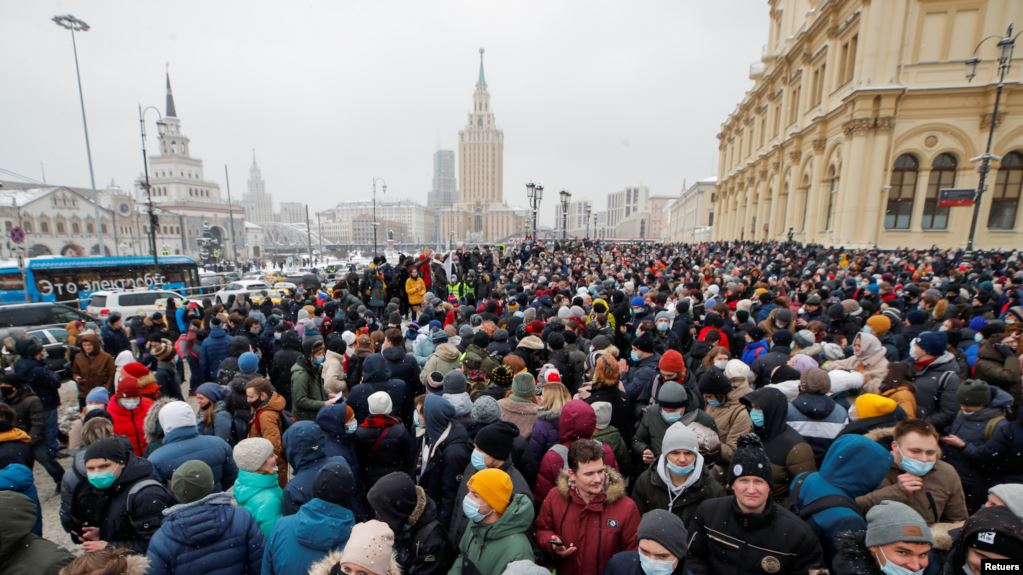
419, 423, 472, 530
13, 357, 61, 410
750, 345, 791, 389
270, 332, 302, 410
829, 531, 882, 575
3, 386, 45, 445
354, 415, 414, 486
382, 346, 423, 399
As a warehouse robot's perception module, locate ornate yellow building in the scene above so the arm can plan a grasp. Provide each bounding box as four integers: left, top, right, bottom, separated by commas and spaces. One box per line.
713, 0, 1023, 248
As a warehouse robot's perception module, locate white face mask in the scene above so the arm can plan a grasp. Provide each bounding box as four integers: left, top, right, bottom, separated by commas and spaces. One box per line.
714, 360, 728, 370
119, 398, 141, 410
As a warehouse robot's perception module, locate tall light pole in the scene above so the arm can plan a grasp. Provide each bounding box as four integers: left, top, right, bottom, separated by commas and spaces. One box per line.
53, 14, 104, 254
372, 177, 387, 258
138, 105, 162, 268
964, 24, 1020, 252
526, 182, 543, 241
559, 189, 571, 240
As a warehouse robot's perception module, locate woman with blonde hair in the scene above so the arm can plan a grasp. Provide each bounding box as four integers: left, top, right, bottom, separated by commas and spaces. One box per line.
528, 381, 572, 462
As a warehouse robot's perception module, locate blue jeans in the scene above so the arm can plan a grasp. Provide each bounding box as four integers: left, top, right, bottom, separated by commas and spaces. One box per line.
44, 409, 59, 457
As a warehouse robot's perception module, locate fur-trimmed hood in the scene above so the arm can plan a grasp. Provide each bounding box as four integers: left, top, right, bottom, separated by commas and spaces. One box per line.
144, 396, 177, 443
863, 425, 895, 444
123, 553, 151, 575
554, 465, 627, 503
307, 548, 402, 575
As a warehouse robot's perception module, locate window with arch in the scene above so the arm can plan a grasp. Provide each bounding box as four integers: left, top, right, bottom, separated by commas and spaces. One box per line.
885, 153, 918, 229
825, 164, 839, 231
72, 222, 81, 234
56, 221, 65, 234
990, 151, 1022, 230
923, 153, 956, 229
86, 222, 95, 234
40, 221, 49, 234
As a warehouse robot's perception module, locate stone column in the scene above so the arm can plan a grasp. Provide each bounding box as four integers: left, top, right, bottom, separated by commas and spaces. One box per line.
860, 118, 895, 246
837, 119, 872, 245
804, 139, 828, 242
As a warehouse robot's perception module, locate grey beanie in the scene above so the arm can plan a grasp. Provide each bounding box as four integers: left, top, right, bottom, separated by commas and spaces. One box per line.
661, 422, 699, 455
591, 401, 612, 430
557, 306, 573, 319
657, 381, 688, 409
637, 509, 689, 561
989, 484, 1023, 519
511, 372, 536, 402
233, 438, 275, 472
458, 325, 474, 340
471, 395, 501, 425
794, 329, 815, 349
864, 500, 933, 547
443, 370, 468, 394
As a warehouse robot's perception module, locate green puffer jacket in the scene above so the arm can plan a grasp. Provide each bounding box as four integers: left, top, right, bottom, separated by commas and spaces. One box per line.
0, 491, 74, 575
232, 469, 283, 538
449, 493, 535, 575
291, 356, 327, 421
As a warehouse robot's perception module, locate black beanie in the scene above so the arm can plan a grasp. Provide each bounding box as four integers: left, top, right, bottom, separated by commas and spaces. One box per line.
313, 458, 357, 506
474, 421, 518, 461
84, 437, 132, 465
728, 433, 773, 484
367, 471, 422, 531
633, 332, 655, 353
771, 330, 793, 347
548, 332, 565, 350
698, 368, 732, 397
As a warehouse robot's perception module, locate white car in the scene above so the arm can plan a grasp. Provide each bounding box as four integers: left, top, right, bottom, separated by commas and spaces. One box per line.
86, 289, 189, 318
213, 280, 272, 304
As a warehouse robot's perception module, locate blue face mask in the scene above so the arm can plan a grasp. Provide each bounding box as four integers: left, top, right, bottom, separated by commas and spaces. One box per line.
413, 411, 423, 429
878, 548, 924, 575
313, 355, 325, 366
346, 420, 358, 434
639, 553, 677, 575
462, 496, 491, 523
630, 351, 641, 362
897, 446, 935, 477
707, 398, 722, 408
863, 326, 874, 335
661, 409, 682, 423
87, 471, 117, 490
470, 449, 487, 471
666, 459, 695, 477
749, 408, 765, 428
974, 333, 984, 343
656, 322, 669, 333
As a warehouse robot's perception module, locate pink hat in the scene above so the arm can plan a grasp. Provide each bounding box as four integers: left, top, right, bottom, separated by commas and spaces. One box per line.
338, 520, 395, 575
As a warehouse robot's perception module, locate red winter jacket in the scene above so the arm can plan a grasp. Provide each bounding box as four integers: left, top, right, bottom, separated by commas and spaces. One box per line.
534, 467, 640, 575
106, 396, 154, 456
533, 400, 618, 501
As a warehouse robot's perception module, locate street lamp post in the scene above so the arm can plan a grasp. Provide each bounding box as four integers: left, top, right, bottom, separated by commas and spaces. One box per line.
53, 14, 104, 255
372, 177, 387, 258
964, 24, 1020, 252
526, 182, 543, 241
138, 105, 162, 269
559, 189, 571, 240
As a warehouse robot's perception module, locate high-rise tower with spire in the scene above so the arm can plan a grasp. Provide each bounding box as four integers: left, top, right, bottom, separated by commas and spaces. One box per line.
243, 151, 273, 224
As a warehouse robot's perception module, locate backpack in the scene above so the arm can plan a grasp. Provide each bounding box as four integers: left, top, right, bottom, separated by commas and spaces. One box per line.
125, 478, 172, 536
252, 406, 294, 437
229, 409, 251, 446
787, 472, 862, 520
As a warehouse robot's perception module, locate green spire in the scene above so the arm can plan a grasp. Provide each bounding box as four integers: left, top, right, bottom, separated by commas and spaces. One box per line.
477, 47, 486, 87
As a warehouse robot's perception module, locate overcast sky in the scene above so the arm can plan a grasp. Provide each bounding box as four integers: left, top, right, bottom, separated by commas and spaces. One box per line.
1, 1, 767, 226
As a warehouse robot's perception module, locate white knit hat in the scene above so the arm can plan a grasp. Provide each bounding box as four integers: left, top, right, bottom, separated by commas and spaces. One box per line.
233, 438, 275, 472
368, 391, 393, 415
591, 401, 612, 430
338, 520, 395, 575
157, 401, 196, 434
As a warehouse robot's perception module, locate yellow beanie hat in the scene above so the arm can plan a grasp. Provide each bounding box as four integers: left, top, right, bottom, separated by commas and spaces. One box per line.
866, 315, 892, 337
855, 393, 897, 419
468, 468, 514, 514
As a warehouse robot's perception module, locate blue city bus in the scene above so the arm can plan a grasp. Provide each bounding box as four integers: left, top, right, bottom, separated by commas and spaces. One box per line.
0, 256, 199, 306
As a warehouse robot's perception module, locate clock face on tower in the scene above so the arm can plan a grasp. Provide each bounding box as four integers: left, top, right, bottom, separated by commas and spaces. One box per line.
119, 202, 131, 215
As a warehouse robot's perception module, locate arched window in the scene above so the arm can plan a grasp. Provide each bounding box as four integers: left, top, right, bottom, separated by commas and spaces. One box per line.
990, 151, 1023, 230
886, 154, 918, 229
40, 221, 49, 234
825, 164, 839, 231
923, 153, 956, 229
56, 221, 65, 234
86, 222, 95, 234
72, 222, 80, 234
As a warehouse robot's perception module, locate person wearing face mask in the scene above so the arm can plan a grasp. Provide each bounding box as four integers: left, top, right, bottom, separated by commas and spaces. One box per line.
698, 365, 752, 462
291, 338, 329, 421
632, 422, 724, 526
974, 329, 1021, 403
353, 391, 413, 489
535, 439, 640, 575
908, 331, 962, 434
366, 471, 452, 575
231, 437, 283, 538
739, 387, 816, 500
606, 509, 689, 575
448, 468, 536, 574
68, 437, 173, 553
750, 330, 794, 389
633, 381, 717, 468
621, 333, 661, 406
105, 375, 154, 456
316, 401, 360, 472
856, 419, 968, 525
449, 421, 532, 547
942, 505, 1023, 575
831, 500, 934, 575
245, 378, 289, 487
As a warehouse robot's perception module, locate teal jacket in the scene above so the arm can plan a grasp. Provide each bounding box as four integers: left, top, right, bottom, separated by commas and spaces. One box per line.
449, 493, 534, 575
233, 469, 283, 538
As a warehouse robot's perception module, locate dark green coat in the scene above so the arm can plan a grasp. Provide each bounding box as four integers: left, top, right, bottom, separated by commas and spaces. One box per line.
0, 491, 73, 575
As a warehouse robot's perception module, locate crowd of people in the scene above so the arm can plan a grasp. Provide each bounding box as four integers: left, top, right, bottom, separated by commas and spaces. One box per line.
1, 239, 1022, 575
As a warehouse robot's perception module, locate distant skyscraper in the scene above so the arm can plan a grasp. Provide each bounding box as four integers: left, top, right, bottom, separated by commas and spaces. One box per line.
459, 48, 504, 207
243, 152, 273, 224
279, 201, 305, 224
428, 150, 457, 209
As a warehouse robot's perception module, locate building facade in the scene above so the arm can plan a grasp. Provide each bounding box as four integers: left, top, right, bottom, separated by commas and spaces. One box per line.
646, 196, 674, 240
322, 200, 435, 245
443, 49, 527, 243
428, 150, 457, 209
667, 178, 717, 243
279, 202, 306, 224
555, 199, 593, 238
713, 0, 1023, 249
243, 153, 273, 224
606, 185, 649, 230
144, 73, 245, 259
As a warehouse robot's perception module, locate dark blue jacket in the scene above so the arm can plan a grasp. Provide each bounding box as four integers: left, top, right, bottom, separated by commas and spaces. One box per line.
13, 357, 61, 410
786, 393, 849, 464
789, 434, 893, 558
315, 404, 360, 470
0, 463, 41, 536
347, 355, 409, 423
200, 327, 232, 382
146, 492, 264, 575
100, 321, 131, 357
622, 353, 660, 404
945, 387, 1013, 482
148, 426, 238, 491
281, 421, 329, 516
261, 498, 355, 575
